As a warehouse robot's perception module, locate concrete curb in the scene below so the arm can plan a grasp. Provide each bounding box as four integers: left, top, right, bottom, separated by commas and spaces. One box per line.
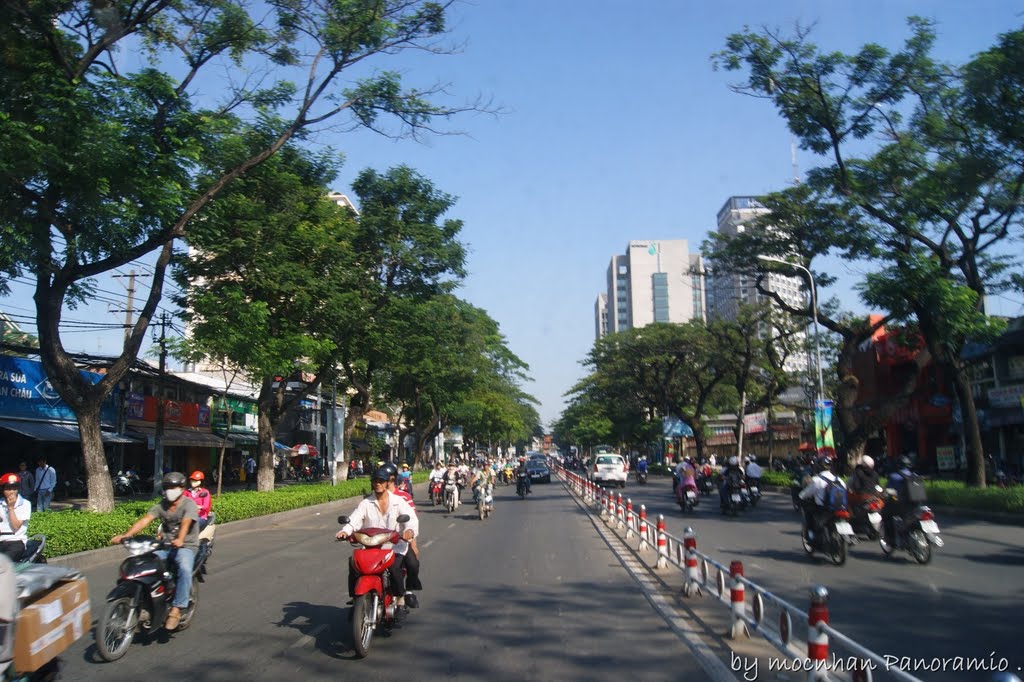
49, 491, 370, 571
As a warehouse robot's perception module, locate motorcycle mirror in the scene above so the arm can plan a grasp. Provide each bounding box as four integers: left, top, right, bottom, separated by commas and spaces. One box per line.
337, 515, 349, 525
396, 514, 410, 524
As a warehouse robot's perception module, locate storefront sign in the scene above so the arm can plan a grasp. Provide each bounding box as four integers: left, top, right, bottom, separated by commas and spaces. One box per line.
743, 412, 767, 434
0, 355, 117, 422
988, 384, 1024, 408
935, 445, 957, 471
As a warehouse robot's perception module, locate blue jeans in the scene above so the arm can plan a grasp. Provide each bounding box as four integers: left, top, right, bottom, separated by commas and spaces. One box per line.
156, 547, 196, 609
36, 489, 53, 511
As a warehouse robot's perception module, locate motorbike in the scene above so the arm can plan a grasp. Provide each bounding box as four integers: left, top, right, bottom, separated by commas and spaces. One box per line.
880, 495, 943, 564
745, 478, 761, 507
0, 554, 89, 680
94, 515, 217, 661
443, 481, 459, 512
516, 473, 530, 499
429, 480, 444, 506
801, 504, 856, 566
697, 472, 715, 496
339, 513, 411, 658
502, 467, 515, 485
0, 533, 47, 564
112, 472, 133, 497
476, 484, 494, 520
636, 469, 648, 485
847, 490, 885, 541
719, 476, 747, 516
677, 483, 699, 513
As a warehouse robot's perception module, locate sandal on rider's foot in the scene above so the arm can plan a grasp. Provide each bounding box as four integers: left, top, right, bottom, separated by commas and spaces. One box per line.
165, 608, 181, 630
405, 593, 419, 609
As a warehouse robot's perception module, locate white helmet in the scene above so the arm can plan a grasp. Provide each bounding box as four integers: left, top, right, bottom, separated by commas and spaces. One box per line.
728, 456, 739, 466
861, 456, 874, 469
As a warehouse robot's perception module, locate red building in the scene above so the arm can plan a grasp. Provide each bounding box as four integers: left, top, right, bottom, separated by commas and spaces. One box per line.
852, 317, 957, 472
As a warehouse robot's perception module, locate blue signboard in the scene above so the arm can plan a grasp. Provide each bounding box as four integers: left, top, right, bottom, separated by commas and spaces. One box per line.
0, 355, 117, 423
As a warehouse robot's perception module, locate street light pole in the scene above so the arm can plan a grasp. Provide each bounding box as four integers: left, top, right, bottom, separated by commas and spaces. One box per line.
756, 255, 825, 404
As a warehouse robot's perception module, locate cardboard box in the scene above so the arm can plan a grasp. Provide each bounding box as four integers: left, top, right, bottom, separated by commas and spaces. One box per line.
13, 579, 90, 672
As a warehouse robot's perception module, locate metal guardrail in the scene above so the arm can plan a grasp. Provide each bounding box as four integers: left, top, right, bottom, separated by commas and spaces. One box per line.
555, 465, 924, 682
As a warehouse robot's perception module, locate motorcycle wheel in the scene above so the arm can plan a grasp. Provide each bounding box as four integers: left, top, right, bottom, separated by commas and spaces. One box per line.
908, 529, 932, 564
176, 582, 200, 631
351, 594, 377, 658
879, 535, 895, 557
95, 596, 138, 662
478, 504, 485, 520
829, 529, 847, 566
800, 522, 814, 555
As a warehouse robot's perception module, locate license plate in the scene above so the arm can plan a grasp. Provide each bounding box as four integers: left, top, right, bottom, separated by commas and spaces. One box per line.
920, 520, 940, 534
749, 487, 759, 495
868, 512, 882, 525
731, 494, 740, 503
686, 491, 696, 500
835, 521, 854, 535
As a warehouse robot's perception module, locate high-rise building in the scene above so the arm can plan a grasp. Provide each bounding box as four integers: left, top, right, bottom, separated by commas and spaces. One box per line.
707, 196, 808, 374
595, 240, 706, 339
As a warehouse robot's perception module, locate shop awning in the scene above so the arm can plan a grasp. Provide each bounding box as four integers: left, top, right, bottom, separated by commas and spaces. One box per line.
215, 429, 259, 446
126, 424, 229, 448
0, 418, 138, 444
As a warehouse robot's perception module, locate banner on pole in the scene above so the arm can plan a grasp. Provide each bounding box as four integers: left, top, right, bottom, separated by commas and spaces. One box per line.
814, 400, 835, 458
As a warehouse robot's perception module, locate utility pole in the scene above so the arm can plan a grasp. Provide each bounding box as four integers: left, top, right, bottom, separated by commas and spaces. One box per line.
112, 270, 150, 342
153, 312, 168, 494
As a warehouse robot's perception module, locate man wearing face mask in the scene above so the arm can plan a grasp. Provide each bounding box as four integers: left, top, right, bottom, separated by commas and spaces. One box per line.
111, 472, 199, 631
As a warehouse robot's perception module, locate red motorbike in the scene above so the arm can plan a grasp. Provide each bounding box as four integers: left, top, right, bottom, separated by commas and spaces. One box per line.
338, 514, 410, 658
429, 480, 444, 506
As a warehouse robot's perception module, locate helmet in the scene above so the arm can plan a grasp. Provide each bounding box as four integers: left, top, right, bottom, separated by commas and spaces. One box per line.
899, 455, 913, 470
861, 456, 874, 470
0, 473, 19, 486
814, 455, 833, 472
189, 470, 205, 481
747, 456, 756, 464
380, 462, 399, 480
162, 471, 187, 489
401, 463, 409, 470
371, 467, 392, 482
728, 456, 739, 466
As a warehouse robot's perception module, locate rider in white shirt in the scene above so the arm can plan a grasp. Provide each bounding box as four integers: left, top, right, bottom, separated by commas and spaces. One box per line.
0, 473, 32, 561
745, 457, 763, 480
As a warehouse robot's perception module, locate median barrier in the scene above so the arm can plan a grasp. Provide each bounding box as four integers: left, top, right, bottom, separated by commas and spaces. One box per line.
555, 464, 924, 682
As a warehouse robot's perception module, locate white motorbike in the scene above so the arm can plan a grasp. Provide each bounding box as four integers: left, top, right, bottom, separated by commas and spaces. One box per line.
476, 484, 494, 520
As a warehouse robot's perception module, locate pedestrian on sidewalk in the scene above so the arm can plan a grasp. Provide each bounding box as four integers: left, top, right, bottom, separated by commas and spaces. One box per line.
16, 462, 34, 504
245, 454, 257, 490
33, 456, 56, 511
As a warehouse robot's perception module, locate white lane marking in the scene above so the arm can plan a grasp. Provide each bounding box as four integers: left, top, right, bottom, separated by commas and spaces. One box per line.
289, 623, 327, 648
421, 539, 435, 549
447, 523, 456, 529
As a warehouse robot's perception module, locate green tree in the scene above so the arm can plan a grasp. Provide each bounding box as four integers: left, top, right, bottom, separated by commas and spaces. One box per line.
714, 19, 1022, 484
0, 0, 470, 510
335, 166, 468, 451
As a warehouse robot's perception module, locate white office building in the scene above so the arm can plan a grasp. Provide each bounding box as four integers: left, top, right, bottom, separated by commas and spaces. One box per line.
707, 196, 809, 375
595, 240, 706, 339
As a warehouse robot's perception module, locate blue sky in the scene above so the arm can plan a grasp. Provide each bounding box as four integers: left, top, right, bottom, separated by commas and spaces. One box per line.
4, 1, 1023, 427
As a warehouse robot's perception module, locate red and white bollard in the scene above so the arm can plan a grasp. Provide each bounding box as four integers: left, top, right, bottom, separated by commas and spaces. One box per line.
599, 488, 609, 518
625, 499, 634, 539
656, 514, 668, 568
638, 505, 649, 551
682, 527, 702, 597
728, 560, 749, 638
807, 586, 830, 681
616, 493, 625, 529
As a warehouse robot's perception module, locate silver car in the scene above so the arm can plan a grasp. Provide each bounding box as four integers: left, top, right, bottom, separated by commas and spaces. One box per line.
589, 454, 628, 488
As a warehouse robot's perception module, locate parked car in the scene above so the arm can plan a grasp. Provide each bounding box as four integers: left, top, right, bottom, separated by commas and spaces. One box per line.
589, 454, 628, 488
526, 461, 551, 484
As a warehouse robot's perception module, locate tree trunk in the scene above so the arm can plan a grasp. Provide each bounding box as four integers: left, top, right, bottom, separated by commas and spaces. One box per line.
76, 401, 115, 512
951, 363, 986, 488
256, 378, 278, 493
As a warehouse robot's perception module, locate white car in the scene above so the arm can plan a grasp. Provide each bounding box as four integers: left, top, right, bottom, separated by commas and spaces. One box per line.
589, 454, 628, 488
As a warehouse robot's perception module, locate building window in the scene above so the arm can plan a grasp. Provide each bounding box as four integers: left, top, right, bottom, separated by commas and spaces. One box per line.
652, 272, 669, 323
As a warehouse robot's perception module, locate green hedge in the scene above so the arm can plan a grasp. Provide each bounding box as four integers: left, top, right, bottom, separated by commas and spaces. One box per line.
923, 480, 1024, 514
760, 470, 795, 487
32, 472, 430, 559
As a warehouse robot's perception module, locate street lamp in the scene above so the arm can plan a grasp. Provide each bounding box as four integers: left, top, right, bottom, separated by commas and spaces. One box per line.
756, 255, 825, 404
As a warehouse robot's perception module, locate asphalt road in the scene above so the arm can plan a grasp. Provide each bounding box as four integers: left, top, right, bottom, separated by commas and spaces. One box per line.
621, 474, 1024, 682
56, 481, 717, 681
